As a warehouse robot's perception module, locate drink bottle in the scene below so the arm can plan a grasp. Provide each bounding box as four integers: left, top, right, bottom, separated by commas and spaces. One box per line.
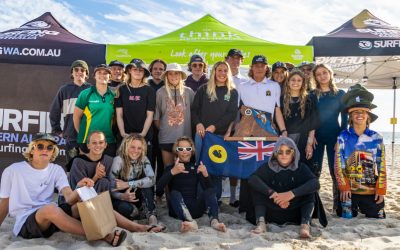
342, 199, 353, 219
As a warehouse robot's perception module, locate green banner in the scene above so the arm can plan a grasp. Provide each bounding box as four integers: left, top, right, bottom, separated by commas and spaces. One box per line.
106, 14, 313, 65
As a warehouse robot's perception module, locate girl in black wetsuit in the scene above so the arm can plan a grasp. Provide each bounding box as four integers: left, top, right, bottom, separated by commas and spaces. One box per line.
156, 136, 226, 233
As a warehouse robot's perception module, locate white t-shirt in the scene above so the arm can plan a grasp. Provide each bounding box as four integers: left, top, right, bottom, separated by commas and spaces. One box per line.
232, 73, 247, 86
0, 161, 69, 236
238, 77, 281, 116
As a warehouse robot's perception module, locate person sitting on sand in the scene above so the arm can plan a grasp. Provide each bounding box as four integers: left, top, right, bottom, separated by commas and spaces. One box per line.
156, 136, 226, 233
248, 137, 321, 238
66, 131, 165, 233
110, 133, 159, 227
0, 133, 126, 247
335, 84, 386, 218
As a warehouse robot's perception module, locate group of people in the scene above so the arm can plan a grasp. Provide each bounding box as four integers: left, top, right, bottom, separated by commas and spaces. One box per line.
0, 48, 387, 246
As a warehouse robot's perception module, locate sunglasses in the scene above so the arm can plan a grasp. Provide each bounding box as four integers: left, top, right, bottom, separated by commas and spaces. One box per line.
35, 143, 55, 151
302, 67, 312, 72
276, 149, 294, 156
176, 147, 193, 152
191, 63, 203, 68
73, 67, 86, 73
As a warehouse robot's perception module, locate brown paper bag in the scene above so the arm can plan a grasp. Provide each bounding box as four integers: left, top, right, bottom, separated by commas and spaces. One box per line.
77, 191, 117, 241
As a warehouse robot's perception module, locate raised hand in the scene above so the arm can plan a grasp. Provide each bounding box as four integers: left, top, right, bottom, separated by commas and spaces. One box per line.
197, 161, 208, 177
171, 158, 189, 175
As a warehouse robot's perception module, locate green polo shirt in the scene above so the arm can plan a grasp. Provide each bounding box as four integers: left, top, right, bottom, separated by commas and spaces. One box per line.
75, 86, 116, 143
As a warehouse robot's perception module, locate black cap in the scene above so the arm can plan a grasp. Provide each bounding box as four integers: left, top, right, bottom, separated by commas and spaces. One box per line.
125, 58, 150, 77
32, 133, 57, 144
272, 61, 288, 72
94, 64, 111, 75
251, 55, 267, 65
108, 60, 125, 68
227, 49, 243, 58
189, 54, 204, 64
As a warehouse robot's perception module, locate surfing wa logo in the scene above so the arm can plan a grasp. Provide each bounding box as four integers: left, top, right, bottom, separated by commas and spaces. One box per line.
359, 40, 373, 49
0, 47, 61, 57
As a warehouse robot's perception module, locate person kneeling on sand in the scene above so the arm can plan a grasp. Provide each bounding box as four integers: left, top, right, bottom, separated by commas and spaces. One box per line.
0, 133, 126, 247
248, 137, 322, 238
156, 136, 226, 233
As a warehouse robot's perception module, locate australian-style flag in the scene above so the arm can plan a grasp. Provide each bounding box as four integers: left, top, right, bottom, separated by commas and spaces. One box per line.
195, 132, 275, 178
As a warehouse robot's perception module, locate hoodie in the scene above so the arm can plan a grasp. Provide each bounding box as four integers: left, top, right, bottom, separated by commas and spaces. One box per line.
248, 137, 319, 197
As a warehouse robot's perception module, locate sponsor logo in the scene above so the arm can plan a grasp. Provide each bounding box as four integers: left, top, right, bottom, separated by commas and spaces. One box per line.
357, 40, 400, 50
291, 49, 304, 60
0, 47, 61, 57
19, 21, 51, 29
1, 21, 59, 40
179, 28, 242, 41
358, 40, 372, 49
115, 49, 131, 58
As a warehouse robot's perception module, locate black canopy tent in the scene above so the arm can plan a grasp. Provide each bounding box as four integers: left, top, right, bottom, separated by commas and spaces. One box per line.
308, 9, 399, 166
0, 12, 105, 170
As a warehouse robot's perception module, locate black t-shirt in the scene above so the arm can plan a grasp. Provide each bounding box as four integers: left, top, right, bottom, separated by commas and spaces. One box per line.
148, 79, 165, 93
115, 84, 156, 140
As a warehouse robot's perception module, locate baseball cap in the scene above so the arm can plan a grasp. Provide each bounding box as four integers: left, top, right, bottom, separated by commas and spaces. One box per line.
32, 133, 57, 144
251, 55, 267, 65
93, 64, 112, 75
227, 49, 243, 58
189, 54, 204, 64
108, 60, 125, 68
272, 61, 288, 72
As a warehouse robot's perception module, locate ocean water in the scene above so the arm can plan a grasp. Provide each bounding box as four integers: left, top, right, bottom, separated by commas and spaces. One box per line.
380, 131, 400, 145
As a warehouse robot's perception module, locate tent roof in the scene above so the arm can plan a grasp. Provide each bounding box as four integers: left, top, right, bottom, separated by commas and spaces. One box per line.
107, 14, 312, 64
0, 12, 105, 66
130, 14, 278, 45
322, 9, 400, 39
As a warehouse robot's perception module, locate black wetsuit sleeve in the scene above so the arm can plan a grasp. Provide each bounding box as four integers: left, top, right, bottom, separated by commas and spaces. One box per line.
248, 174, 275, 196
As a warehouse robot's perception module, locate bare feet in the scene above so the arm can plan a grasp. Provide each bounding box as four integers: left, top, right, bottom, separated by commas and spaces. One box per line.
251, 221, 267, 234
299, 224, 311, 238
148, 215, 158, 226
211, 219, 226, 232
180, 220, 198, 233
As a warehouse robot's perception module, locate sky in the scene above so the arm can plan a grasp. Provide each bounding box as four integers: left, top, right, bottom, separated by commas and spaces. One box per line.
0, 0, 399, 132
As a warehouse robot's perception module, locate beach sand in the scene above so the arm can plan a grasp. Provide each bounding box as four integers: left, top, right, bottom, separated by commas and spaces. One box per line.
1, 144, 399, 249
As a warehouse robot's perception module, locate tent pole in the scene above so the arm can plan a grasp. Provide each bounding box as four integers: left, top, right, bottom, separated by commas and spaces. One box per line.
392, 77, 397, 169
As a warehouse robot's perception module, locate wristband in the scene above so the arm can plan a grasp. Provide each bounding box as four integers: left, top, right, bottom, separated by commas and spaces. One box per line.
128, 181, 134, 188
280, 129, 287, 133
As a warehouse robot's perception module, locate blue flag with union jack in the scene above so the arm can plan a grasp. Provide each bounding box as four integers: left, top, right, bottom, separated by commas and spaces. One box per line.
195, 132, 276, 178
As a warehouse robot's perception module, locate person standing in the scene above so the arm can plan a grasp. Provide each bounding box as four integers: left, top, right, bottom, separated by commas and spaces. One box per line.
148, 59, 167, 181
73, 64, 117, 157
154, 63, 195, 168
280, 70, 318, 171
115, 58, 155, 161
185, 54, 209, 92
49, 60, 90, 164
297, 61, 316, 91
191, 61, 239, 205
310, 63, 347, 211
225, 49, 246, 206
108, 60, 125, 92
271, 61, 289, 94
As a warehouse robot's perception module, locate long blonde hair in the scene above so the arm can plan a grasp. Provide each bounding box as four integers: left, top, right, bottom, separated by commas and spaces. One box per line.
283, 70, 308, 119
207, 61, 236, 102
164, 71, 185, 99
311, 63, 338, 98
117, 133, 147, 181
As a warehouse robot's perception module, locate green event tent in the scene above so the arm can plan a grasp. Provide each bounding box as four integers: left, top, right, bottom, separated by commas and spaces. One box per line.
106, 14, 313, 65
